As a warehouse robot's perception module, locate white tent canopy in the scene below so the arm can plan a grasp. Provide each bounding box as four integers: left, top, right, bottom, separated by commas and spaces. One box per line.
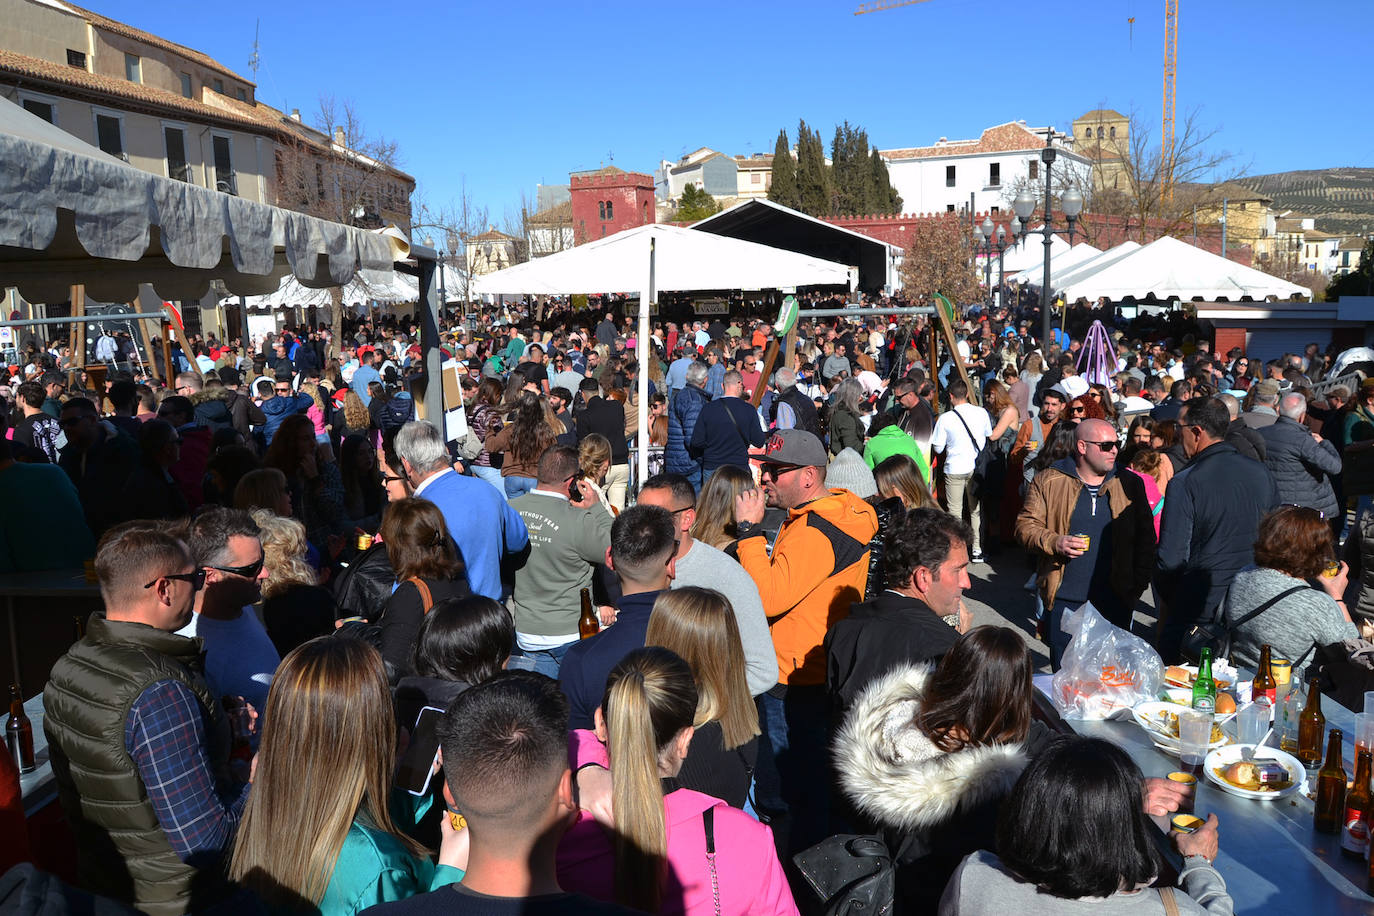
472, 223, 852, 296
0, 94, 394, 303
999, 231, 1070, 275
242, 269, 419, 311
1046, 241, 1141, 293
1015, 242, 1102, 286
1059, 235, 1310, 301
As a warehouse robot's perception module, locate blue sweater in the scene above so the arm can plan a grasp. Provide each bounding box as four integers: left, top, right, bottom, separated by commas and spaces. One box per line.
416, 470, 529, 601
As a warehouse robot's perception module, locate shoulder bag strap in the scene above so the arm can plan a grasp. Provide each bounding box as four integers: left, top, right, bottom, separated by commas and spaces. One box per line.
951, 406, 987, 457
703, 807, 720, 916
1158, 886, 1181, 916
721, 400, 749, 450
1226, 585, 1308, 633
406, 577, 435, 614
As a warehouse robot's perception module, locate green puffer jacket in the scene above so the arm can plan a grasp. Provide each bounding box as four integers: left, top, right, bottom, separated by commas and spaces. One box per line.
44, 613, 234, 916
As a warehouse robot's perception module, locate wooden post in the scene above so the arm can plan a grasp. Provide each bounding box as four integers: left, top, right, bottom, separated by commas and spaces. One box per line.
160, 321, 174, 386
751, 340, 780, 409
69, 285, 86, 387
136, 311, 159, 380
166, 312, 203, 383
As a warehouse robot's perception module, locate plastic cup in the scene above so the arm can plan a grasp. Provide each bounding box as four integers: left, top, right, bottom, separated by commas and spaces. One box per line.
1171, 814, 1203, 834
1358, 713, 1374, 754
1237, 702, 1268, 747
1179, 709, 1213, 774
1322, 560, 1341, 578
1364, 691, 1374, 715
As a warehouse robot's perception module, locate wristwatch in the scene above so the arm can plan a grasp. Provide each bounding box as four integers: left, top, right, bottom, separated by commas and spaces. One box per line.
736, 521, 763, 538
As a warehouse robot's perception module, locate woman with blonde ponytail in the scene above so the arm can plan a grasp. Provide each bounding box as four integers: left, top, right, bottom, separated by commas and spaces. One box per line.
557, 647, 798, 916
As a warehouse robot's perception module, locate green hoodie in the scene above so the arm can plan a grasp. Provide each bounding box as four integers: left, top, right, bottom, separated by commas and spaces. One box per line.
863, 425, 931, 486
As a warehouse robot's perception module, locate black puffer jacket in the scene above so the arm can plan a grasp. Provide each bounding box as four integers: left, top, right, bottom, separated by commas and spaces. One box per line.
863, 495, 906, 600
1258, 415, 1341, 519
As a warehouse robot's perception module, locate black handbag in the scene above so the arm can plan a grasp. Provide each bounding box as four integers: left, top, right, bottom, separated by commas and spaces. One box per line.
792, 834, 895, 916
1180, 585, 1306, 664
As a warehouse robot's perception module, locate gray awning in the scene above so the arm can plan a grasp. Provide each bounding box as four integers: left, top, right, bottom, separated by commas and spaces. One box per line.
0, 94, 394, 303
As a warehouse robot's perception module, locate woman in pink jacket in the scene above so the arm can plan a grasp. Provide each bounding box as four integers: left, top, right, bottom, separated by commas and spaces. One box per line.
557, 647, 797, 916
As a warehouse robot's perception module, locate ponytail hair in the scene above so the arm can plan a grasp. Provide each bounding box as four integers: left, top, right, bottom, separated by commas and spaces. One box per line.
602, 647, 698, 913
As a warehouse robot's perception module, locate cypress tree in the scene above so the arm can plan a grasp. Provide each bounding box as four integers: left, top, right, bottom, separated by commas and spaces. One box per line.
796, 120, 831, 217
768, 128, 799, 210
869, 148, 902, 214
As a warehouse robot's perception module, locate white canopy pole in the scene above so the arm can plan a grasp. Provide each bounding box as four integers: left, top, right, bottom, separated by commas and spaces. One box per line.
636, 236, 654, 494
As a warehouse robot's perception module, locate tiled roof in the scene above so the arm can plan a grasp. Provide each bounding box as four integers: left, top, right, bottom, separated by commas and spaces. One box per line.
528, 200, 572, 225
570, 165, 626, 178
66, 3, 252, 85
1075, 109, 1127, 122
1338, 236, 1367, 250
0, 48, 271, 133
735, 155, 774, 169
880, 122, 1048, 160
470, 227, 518, 242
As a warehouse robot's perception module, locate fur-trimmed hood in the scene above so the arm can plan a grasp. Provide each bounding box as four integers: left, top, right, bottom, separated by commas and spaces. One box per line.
832, 664, 1029, 831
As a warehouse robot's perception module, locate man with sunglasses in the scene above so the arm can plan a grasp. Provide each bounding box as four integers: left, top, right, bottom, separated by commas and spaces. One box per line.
178, 508, 279, 715
1016, 418, 1156, 668
45, 526, 247, 915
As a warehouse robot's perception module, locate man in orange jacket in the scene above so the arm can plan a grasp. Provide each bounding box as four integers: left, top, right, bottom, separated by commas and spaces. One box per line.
735, 429, 878, 853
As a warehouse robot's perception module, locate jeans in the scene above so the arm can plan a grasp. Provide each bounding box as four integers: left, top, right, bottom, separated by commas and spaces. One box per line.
504, 475, 537, 500
507, 639, 576, 678
756, 684, 830, 855
472, 464, 504, 493
943, 472, 981, 553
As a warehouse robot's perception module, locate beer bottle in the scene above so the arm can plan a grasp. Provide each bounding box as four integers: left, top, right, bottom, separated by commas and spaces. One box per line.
1342, 746, 1372, 859
1191, 648, 1217, 714
1252, 644, 1277, 706
1315, 728, 1346, 834
1297, 676, 1326, 769
578, 587, 599, 639
5, 684, 34, 774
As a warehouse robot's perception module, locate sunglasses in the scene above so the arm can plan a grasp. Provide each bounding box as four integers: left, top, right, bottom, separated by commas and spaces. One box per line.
1086, 440, 1119, 452
275, 388, 292, 394
760, 463, 804, 479
143, 569, 207, 591
1069, 405, 1087, 415
207, 557, 265, 579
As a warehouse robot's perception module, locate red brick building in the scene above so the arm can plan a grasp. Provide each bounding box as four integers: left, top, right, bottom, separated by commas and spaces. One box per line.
570, 166, 655, 244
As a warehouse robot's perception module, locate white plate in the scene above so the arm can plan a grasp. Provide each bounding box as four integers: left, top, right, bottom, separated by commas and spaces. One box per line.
1132, 701, 1232, 755
1203, 745, 1306, 800
1164, 665, 1236, 692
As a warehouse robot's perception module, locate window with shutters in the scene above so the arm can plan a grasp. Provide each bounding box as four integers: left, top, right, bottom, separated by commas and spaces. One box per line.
124, 53, 141, 83
164, 127, 189, 182
21, 99, 54, 123
212, 136, 236, 195
95, 113, 124, 159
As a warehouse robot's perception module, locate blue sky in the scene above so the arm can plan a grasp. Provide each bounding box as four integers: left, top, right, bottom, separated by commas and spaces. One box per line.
93, 0, 1374, 228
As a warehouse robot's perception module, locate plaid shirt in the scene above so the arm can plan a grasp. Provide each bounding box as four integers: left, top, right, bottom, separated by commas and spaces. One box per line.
124, 680, 249, 864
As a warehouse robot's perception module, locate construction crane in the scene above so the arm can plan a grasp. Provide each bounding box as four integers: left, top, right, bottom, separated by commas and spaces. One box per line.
854, 0, 934, 14
1162, 0, 1178, 199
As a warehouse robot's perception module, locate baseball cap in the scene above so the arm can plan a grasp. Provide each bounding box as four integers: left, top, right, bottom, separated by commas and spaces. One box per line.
1255, 379, 1281, 398
758, 429, 828, 469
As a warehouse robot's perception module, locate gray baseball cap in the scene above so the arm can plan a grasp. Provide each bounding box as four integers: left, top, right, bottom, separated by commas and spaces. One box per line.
758, 429, 828, 468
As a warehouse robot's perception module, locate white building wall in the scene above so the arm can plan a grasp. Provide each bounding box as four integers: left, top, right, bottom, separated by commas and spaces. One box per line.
884, 150, 1093, 215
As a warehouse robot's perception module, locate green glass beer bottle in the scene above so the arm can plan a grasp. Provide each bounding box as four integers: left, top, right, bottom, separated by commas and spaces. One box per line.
1191, 648, 1217, 714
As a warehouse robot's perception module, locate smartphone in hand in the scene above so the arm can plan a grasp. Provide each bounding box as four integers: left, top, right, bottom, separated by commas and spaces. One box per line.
395, 706, 445, 797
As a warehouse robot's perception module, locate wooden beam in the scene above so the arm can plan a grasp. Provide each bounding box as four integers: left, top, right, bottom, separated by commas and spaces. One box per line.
166, 312, 202, 383
69, 285, 85, 386
751, 340, 780, 408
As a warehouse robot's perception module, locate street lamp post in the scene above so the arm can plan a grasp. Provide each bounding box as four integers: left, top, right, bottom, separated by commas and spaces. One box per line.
1012, 129, 1084, 351
974, 217, 1012, 310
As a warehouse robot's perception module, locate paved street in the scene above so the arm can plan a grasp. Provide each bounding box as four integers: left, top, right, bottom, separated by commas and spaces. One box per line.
964, 544, 1163, 673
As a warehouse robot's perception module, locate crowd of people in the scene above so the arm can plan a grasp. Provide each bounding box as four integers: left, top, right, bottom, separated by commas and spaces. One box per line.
3, 292, 1372, 916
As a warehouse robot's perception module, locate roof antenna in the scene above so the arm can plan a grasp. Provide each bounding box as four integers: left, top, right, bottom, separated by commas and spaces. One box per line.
248, 19, 261, 79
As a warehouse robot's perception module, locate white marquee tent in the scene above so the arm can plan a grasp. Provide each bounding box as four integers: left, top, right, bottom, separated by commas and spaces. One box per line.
242, 269, 420, 311
1046, 241, 1141, 293
1014, 242, 1102, 287
0, 93, 395, 304
472, 223, 853, 296
1058, 235, 1310, 302
999, 232, 1070, 275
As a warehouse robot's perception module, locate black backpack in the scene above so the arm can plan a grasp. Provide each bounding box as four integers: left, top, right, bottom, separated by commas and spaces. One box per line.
331, 542, 396, 622
375, 395, 414, 433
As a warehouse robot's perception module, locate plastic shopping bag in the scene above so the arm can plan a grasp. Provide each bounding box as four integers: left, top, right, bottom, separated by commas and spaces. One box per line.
1051, 602, 1164, 720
